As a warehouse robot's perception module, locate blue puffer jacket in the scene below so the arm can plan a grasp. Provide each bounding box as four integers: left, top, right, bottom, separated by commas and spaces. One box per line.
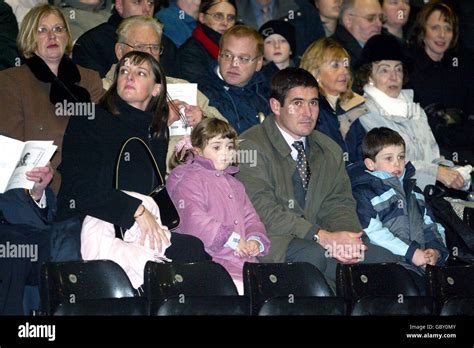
196, 63, 270, 134
348, 161, 449, 271
316, 95, 367, 165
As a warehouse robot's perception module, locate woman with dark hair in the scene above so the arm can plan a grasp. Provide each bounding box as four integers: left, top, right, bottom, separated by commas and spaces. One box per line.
407, 0, 474, 162
57, 51, 210, 264
178, 0, 237, 82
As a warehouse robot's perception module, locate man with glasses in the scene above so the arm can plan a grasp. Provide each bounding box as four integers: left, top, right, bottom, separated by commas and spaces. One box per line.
331, 0, 383, 73
196, 25, 271, 134
73, 0, 178, 78
103, 15, 227, 172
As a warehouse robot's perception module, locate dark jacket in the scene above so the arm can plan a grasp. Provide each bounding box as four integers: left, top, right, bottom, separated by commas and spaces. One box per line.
72, 9, 122, 78
316, 95, 367, 164
72, 9, 178, 78
0, 189, 55, 227
196, 63, 270, 134
0, 0, 18, 71
348, 161, 448, 269
407, 46, 474, 120
57, 95, 168, 229
178, 24, 220, 82
280, 0, 325, 61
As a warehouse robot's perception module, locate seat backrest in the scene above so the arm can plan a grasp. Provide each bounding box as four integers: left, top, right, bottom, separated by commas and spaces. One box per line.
144, 261, 238, 304
243, 262, 334, 314
440, 297, 474, 316
41, 260, 137, 315
426, 264, 474, 303
336, 263, 421, 305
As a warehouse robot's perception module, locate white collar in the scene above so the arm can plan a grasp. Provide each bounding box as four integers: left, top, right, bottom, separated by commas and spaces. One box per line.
275, 122, 306, 161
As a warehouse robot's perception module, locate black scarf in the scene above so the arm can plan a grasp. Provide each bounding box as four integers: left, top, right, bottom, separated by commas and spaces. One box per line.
25, 54, 91, 105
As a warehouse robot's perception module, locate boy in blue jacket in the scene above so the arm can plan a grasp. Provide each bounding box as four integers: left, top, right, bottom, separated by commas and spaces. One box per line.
348, 127, 448, 287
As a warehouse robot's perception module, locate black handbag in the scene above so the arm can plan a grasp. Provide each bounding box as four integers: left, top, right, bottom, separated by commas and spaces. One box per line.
114, 137, 180, 239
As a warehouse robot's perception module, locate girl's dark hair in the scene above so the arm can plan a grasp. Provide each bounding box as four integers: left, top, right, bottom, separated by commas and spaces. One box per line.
199, 0, 237, 14
408, 0, 459, 51
99, 51, 169, 140
170, 118, 238, 169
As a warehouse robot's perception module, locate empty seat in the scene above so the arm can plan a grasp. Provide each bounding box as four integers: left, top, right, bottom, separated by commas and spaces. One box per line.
440, 297, 474, 316
351, 296, 435, 316
426, 264, 474, 303
41, 260, 139, 315
258, 296, 345, 316
144, 261, 249, 315
155, 296, 250, 316
54, 297, 147, 316
337, 263, 434, 315
243, 262, 345, 315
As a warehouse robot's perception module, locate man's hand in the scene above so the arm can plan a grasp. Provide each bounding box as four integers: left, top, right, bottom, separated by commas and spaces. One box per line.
318, 230, 368, 264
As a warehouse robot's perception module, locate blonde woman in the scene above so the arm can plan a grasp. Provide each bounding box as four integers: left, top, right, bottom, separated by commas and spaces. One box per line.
0, 4, 103, 193
300, 37, 367, 164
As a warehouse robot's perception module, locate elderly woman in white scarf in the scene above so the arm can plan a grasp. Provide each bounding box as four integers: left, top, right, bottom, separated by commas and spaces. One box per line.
355, 34, 469, 191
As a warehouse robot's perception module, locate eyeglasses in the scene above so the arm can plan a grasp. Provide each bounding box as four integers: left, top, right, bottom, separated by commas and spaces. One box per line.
121, 42, 164, 55
219, 52, 260, 65
205, 12, 236, 23
37, 25, 67, 35
349, 13, 386, 23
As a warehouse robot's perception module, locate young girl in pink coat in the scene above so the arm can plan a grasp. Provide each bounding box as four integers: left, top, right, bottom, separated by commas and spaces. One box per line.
166, 118, 270, 294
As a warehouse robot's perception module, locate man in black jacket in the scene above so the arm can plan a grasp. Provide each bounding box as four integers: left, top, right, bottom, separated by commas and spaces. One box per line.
0, 165, 54, 315
72, 0, 178, 77
0, 0, 18, 71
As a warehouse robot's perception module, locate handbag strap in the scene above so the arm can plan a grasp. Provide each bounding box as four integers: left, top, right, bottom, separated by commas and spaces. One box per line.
114, 136, 164, 190
113, 136, 164, 239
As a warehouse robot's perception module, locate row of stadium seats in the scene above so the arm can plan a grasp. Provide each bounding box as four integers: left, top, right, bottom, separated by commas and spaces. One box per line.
39, 259, 474, 316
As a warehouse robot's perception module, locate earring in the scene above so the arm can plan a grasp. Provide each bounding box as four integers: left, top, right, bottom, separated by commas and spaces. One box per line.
369, 79, 374, 86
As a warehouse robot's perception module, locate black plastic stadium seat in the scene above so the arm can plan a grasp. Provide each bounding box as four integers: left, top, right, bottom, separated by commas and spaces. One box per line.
243, 262, 345, 315
351, 296, 436, 316
155, 296, 250, 316
337, 263, 435, 315
426, 264, 474, 303
40, 260, 140, 315
144, 261, 249, 315
427, 264, 474, 315
53, 297, 147, 316
440, 297, 474, 316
